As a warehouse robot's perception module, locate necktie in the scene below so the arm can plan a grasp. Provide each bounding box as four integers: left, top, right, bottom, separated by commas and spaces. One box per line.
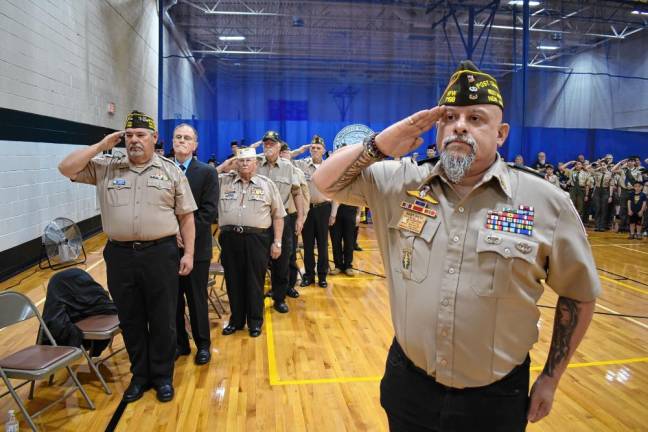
179, 164, 186, 172
575, 172, 579, 187
599, 173, 604, 188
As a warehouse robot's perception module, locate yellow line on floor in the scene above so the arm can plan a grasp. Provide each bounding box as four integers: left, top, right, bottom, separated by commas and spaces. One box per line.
264, 299, 281, 385
600, 275, 648, 296
273, 376, 383, 385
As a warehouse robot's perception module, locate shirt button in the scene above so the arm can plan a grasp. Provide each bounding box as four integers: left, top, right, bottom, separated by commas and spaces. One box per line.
440, 359, 448, 366
448, 267, 455, 274
442, 330, 448, 337
441, 298, 449, 306
504, 247, 511, 255
458, 206, 465, 213
452, 235, 459, 243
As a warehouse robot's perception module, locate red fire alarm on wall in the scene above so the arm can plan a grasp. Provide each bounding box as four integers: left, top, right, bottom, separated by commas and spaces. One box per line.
108, 102, 116, 115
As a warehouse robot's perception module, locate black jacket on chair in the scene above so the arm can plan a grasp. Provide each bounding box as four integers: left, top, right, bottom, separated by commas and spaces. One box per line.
41, 268, 117, 355
185, 159, 219, 262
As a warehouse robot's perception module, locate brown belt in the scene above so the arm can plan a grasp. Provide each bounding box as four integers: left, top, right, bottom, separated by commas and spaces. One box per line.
220, 225, 268, 234
109, 235, 176, 250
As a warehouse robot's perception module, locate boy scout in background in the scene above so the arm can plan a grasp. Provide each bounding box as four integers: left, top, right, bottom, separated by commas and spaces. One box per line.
567, 160, 590, 223
544, 164, 560, 188
58, 111, 197, 404
314, 60, 599, 431
256, 131, 305, 313
591, 160, 614, 231
218, 147, 285, 337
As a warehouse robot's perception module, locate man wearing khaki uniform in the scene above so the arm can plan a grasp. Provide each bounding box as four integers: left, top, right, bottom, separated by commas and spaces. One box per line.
218, 147, 285, 337
58, 111, 197, 403
314, 61, 599, 431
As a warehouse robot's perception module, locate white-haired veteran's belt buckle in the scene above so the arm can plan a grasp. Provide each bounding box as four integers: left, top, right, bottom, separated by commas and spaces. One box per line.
485, 205, 534, 237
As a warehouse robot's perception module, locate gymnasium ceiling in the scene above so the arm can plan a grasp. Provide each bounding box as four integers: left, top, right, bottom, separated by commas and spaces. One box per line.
165, 0, 648, 83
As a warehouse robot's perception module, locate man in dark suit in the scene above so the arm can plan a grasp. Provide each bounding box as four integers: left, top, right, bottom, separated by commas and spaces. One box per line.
172, 123, 219, 365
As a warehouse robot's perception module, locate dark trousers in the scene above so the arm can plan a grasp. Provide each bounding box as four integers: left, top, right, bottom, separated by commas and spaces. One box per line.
593, 189, 610, 230
302, 202, 331, 280
270, 213, 294, 303
288, 229, 299, 289
381, 339, 529, 432
219, 230, 271, 329
103, 238, 179, 386
619, 189, 632, 231
570, 186, 586, 222
330, 204, 357, 270
176, 259, 211, 351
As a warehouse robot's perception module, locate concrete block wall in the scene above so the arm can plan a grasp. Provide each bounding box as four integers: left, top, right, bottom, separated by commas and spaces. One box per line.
0, 0, 159, 253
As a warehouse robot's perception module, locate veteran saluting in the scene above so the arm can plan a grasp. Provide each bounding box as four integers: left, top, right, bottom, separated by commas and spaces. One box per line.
314, 61, 600, 431
217, 147, 286, 337
58, 111, 197, 404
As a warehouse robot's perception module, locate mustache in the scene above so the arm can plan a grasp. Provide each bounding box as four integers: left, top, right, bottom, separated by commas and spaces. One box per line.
442, 134, 477, 153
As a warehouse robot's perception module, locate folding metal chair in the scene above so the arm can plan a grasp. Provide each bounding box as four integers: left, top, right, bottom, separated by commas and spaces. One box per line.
0, 292, 95, 432
74, 314, 122, 395
207, 231, 228, 317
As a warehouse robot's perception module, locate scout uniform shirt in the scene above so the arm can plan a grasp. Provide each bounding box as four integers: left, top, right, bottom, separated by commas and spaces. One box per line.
592, 170, 614, 191
286, 165, 311, 218
332, 154, 601, 388
544, 174, 560, 189
218, 172, 286, 228
619, 167, 642, 190
294, 157, 331, 205
568, 169, 590, 188
73, 153, 197, 241
256, 156, 301, 213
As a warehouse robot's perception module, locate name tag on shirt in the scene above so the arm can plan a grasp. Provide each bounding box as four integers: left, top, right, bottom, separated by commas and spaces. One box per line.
397, 211, 427, 234
249, 187, 266, 201
222, 191, 238, 200
112, 178, 126, 186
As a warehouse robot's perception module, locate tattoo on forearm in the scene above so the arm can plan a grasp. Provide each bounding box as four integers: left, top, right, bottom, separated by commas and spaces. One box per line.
542, 296, 581, 377
330, 149, 375, 192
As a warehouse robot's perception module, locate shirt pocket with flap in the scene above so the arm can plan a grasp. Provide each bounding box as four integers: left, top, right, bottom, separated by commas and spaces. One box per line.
106, 178, 132, 207
146, 177, 174, 207
471, 229, 539, 298
388, 215, 441, 283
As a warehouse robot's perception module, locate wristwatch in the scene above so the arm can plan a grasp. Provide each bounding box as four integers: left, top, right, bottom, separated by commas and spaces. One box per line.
363, 132, 386, 161
273, 241, 282, 248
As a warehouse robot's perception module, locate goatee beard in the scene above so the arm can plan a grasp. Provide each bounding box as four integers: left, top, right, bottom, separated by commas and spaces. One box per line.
439, 134, 478, 184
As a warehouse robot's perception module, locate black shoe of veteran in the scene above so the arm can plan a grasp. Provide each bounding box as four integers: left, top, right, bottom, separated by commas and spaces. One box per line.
155, 383, 174, 402
123, 381, 150, 403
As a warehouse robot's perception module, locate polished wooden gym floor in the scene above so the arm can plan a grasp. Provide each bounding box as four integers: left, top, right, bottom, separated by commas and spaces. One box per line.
0, 226, 647, 431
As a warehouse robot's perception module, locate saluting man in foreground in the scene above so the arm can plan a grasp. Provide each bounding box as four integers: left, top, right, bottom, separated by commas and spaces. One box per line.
313, 61, 600, 431
59, 111, 196, 403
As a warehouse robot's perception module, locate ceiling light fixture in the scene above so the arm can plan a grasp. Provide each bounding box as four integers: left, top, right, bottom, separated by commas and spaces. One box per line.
219, 36, 246, 41
508, 1, 541, 6
537, 45, 559, 50
631, 10, 648, 16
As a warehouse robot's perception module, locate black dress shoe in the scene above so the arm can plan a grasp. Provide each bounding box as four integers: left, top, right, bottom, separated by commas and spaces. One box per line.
273, 301, 289, 313
287, 288, 300, 298
194, 348, 211, 365
222, 324, 242, 336
249, 327, 262, 337
318, 280, 328, 288
354, 245, 363, 251
265, 290, 274, 298
123, 382, 150, 403
155, 383, 174, 402
300, 278, 313, 287
175, 346, 190, 360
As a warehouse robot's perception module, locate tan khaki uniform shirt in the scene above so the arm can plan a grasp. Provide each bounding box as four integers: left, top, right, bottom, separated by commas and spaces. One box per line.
218, 172, 286, 228
568, 169, 590, 188
619, 167, 642, 190
332, 155, 600, 388
287, 165, 311, 218
74, 153, 197, 241
592, 171, 614, 190
294, 158, 331, 204
257, 156, 301, 213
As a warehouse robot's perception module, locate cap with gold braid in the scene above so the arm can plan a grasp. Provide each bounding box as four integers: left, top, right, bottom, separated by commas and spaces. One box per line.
439, 60, 503, 110
125, 110, 156, 131
310, 135, 324, 145
262, 130, 281, 143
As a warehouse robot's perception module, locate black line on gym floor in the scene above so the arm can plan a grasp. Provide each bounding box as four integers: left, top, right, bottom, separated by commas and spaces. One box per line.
597, 267, 648, 287
104, 400, 127, 432
538, 304, 648, 320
